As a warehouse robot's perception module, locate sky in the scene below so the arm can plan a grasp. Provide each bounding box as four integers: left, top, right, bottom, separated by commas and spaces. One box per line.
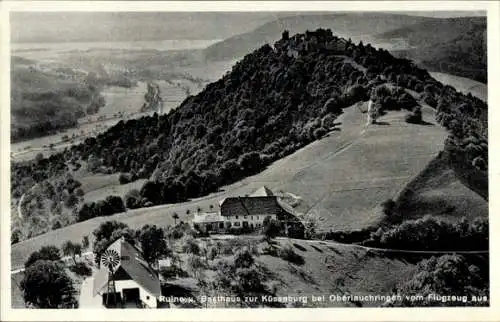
10, 11, 486, 43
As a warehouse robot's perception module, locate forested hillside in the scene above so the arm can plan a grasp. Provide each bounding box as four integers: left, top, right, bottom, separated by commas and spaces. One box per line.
11, 29, 487, 238
376, 17, 487, 83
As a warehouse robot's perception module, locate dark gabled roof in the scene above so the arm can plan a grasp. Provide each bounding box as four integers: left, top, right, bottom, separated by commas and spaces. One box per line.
93, 238, 161, 297
220, 196, 280, 217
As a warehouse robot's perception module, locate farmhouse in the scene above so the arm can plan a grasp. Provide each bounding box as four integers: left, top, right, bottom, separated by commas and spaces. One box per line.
191, 186, 304, 235
93, 237, 161, 308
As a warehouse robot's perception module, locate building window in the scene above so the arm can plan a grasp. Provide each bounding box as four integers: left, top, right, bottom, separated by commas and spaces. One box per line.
219, 222, 224, 229
234, 222, 241, 227
257, 216, 259, 220
146, 296, 150, 300
244, 215, 247, 219
235, 216, 239, 219
226, 222, 231, 228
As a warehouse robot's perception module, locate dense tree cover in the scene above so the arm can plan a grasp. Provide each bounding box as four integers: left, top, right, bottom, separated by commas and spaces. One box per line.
11, 173, 83, 242
62, 240, 83, 264
12, 29, 488, 232
137, 224, 171, 267
24, 245, 62, 268
393, 254, 488, 307
77, 195, 125, 222
213, 249, 273, 307
365, 216, 488, 251
20, 260, 77, 308
434, 88, 488, 173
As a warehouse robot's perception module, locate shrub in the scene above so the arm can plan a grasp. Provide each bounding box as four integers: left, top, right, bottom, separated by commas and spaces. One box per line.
182, 238, 200, 255
405, 107, 423, 124
313, 127, 327, 139
234, 248, 255, 269
381, 198, 396, 216
118, 173, 133, 184
279, 246, 305, 265
160, 266, 189, 280
69, 262, 92, 277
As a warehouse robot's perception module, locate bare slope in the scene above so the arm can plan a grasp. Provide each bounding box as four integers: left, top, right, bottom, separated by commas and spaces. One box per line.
11, 102, 447, 269
392, 151, 488, 225
430, 72, 487, 102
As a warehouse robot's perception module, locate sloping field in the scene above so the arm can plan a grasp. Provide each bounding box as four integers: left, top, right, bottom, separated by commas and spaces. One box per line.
430, 72, 487, 102
11, 102, 447, 269
393, 152, 488, 223
262, 238, 416, 307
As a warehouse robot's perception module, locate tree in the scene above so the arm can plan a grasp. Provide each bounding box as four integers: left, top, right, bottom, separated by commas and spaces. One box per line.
187, 254, 206, 280
263, 217, 281, 243
234, 248, 255, 269
124, 189, 141, 209
172, 212, 179, 225
140, 180, 162, 205
21, 260, 77, 308
138, 225, 171, 268
11, 230, 21, 245
304, 218, 317, 240
35, 153, 44, 163
64, 193, 79, 208
25, 245, 61, 268
104, 195, 126, 214
92, 221, 135, 266
62, 241, 82, 264
183, 238, 200, 255
82, 235, 90, 249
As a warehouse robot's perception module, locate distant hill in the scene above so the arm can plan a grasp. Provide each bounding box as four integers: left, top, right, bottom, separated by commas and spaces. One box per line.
11, 12, 282, 43
10, 63, 106, 142
202, 13, 434, 61
375, 17, 487, 83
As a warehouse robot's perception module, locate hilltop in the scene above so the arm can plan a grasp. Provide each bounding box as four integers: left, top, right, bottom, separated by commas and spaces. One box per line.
203, 14, 486, 82
202, 13, 433, 61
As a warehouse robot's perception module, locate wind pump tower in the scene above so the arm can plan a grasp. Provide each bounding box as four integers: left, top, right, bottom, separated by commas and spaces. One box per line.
101, 248, 120, 306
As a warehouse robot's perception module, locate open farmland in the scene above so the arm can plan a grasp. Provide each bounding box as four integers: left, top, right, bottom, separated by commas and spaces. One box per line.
430, 72, 487, 102
82, 178, 147, 203
11, 101, 448, 270
10, 57, 236, 163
